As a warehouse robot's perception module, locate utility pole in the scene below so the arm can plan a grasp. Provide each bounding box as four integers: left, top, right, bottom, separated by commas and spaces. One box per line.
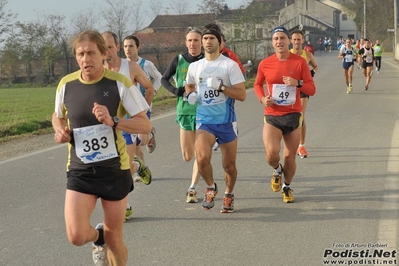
363, 0, 366, 38
395, 0, 398, 59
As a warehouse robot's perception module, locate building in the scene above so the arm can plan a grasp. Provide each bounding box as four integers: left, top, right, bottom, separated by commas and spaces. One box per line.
136, 0, 359, 71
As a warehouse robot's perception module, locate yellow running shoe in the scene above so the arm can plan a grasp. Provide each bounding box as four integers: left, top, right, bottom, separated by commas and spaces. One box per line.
125, 207, 133, 222
186, 190, 198, 203
134, 156, 152, 185
282, 186, 295, 203
271, 165, 282, 192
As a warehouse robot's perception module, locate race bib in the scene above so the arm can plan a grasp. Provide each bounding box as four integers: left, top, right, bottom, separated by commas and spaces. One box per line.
272, 84, 296, 106
198, 82, 225, 106
73, 124, 118, 164
344, 50, 354, 62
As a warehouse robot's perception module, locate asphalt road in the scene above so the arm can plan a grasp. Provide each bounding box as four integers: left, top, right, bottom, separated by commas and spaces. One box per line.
1, 52, 398, 266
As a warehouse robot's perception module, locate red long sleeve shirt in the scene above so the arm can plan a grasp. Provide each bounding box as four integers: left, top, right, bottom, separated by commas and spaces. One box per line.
254, 53, 316, 116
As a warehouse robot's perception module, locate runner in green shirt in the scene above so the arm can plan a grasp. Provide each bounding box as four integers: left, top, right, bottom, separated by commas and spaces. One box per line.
373, 40, 384, 74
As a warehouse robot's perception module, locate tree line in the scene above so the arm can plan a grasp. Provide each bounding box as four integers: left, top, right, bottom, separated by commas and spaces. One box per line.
0, 0, 395, 85
341, 0, 394, 42
0, 0, 194, 85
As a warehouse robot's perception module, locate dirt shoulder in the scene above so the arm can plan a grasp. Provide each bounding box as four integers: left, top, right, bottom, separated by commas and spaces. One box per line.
0, 101, 176, 161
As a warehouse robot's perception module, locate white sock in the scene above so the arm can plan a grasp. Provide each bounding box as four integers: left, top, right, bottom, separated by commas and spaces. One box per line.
189, 184, 196, 190
126, 202, 131, 209
133, 161, 140, 172
274, 164, 282, 174
207, 183, 215, 190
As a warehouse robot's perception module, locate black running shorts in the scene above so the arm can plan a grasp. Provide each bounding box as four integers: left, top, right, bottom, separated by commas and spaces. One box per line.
265, 112, 303, 135
300, 92, 310, 99
362, 61, 373, 69
66, 167, 133, 201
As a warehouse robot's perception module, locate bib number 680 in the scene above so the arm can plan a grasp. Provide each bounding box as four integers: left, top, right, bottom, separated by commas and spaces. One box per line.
203, 89, 220, 99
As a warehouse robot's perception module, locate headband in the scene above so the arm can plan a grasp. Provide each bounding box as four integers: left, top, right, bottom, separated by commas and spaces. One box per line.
202, 29, 222, 44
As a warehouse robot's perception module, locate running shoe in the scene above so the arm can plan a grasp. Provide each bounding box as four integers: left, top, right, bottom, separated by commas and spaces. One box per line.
134, 156, 152, 185
133, 174, 141, 182
202, 183, 218, 210
212, 142, 220, 151
186, 189, 198, 203
346, 87, 350, 94
221, 194, 235, 213
365, 85, 369, 90
377, 69, 380, 74
146, 127, 156, 153
92, 223, 109, 266
349, 85, 353, 93
282, 186, 295, 203
125, 207, 133, 222
297, 145, 308, 159
271, 165, 283, 192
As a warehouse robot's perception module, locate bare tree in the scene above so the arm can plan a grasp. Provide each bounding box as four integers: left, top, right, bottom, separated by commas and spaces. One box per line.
341, 0, 394, 41
0, 34, 20, 83
39, 13, 74, 77
148, 0, 163, 18
230, 1, 275, 64
70, 6, 100, 35
0, 0, 17, 44
5, 21, 48, 82
101, 0, 145, 46
169, 0, 190, 15
197, 0, 226, 14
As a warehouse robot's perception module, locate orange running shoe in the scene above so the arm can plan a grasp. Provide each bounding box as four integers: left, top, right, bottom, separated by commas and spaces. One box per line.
297, 145, 308, 159
221, 194, 234, 213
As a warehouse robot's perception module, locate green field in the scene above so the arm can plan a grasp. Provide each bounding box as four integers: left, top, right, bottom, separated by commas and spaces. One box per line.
0, 77, 254, 142
0, 85, 175, 142
0, 87, 55, 141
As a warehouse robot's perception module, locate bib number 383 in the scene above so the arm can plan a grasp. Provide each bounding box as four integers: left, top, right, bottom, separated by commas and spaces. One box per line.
73, 124, 118, 164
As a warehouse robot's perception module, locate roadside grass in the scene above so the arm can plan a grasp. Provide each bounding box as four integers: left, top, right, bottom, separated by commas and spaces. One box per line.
0, 77, 255, 143
0, 87, 55, 142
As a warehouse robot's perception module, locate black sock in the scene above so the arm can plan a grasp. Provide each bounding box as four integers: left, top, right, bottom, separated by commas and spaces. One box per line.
94, 228, 105, 246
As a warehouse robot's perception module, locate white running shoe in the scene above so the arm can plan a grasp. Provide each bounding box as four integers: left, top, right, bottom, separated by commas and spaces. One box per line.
92, 223, 109, 266
213, 142, 220, 151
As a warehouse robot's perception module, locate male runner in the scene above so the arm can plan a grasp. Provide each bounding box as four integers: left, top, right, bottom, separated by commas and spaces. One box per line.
290, 30, 318, 159
254, 26, 316, 203
161, 27, 204, 203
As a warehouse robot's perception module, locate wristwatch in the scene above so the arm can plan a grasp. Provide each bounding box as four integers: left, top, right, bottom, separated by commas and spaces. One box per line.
112, 116, 119, 128
218, 84, 226, 92
296, 80, 303, 88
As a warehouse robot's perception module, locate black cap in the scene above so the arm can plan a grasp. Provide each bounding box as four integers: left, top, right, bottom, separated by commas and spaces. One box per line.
271, 26, 290, 38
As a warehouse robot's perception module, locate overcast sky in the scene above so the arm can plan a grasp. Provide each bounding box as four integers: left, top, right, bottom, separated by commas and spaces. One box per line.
7, 0, 248, 28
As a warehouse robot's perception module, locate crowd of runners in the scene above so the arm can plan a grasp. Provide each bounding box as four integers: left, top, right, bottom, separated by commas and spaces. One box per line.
51, 24, 386, 265
337, 37, 385, 93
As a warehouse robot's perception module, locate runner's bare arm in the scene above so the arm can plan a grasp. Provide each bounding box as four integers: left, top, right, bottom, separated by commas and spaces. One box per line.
130, 62, 155, 106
